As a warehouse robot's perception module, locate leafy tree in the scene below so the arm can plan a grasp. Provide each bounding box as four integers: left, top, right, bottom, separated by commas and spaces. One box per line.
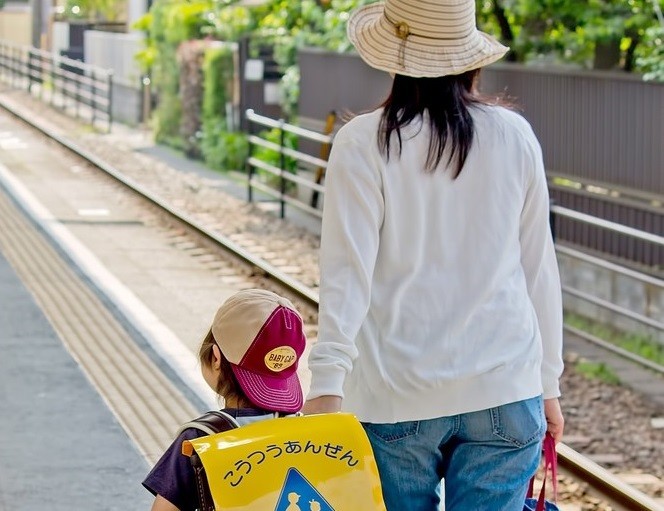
63, 0, 126, 21
202, 0, 255, 40
250, 0, 374, 116
134, 0, 214, 146
134, 0, 252, 165
477, 0, 664, 75
635, 25, 664, 80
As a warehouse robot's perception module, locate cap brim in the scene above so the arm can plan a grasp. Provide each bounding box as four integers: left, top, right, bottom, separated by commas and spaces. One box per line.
347, 2, 509, 78
231, 364, 303, 413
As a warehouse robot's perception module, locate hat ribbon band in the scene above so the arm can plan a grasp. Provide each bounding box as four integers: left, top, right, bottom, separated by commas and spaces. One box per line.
383, 12, 475, 69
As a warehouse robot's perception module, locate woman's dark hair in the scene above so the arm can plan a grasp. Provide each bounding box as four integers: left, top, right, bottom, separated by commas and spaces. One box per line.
379, 69, 498, 178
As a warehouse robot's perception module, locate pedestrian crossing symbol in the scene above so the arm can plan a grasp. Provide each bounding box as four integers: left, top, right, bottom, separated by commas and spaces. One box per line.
274, 468, 334, 511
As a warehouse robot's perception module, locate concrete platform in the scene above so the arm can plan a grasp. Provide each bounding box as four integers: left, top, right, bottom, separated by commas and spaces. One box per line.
0, 250, 152, 511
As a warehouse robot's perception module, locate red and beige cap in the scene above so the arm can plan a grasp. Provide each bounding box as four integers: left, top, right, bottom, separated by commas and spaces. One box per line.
347, 0, 509, 78
210, 289, 305, 413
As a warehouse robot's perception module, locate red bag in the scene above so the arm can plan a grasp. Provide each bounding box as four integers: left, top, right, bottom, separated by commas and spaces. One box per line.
523, 433, 560, 511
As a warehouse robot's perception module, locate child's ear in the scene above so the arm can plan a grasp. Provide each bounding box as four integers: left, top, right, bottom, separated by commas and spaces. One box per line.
211, 344, 222, 370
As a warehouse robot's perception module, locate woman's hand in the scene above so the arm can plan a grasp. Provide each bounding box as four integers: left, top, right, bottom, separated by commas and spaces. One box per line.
302, 396, 343, 415
544, 398, 564, 443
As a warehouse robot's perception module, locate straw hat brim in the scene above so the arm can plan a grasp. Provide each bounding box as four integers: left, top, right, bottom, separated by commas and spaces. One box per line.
347, 2, 509, 78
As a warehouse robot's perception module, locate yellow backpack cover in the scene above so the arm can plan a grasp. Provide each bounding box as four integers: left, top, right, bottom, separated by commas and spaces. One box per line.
182, 412, 386, 511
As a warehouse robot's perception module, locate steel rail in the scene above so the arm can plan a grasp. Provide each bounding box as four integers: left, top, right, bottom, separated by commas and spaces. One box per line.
557, 443, 664, 511
1, 98, 662, 511
246, 108, 333, 145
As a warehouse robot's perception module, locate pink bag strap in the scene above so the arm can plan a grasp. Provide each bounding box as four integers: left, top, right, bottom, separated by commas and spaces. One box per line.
528, 433, 558, 511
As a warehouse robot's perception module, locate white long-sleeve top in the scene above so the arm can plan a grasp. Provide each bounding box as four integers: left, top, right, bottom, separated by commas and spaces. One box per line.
307, 105, 564, 423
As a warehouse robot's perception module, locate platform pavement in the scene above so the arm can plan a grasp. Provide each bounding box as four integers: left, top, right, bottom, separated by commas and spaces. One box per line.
0, 251, 153, 511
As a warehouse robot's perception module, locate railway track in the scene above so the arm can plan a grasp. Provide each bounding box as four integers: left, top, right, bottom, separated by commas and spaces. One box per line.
0, 93, 662, 510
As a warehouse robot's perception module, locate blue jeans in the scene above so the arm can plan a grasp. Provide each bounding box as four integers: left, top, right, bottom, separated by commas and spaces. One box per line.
362, 396, 545, 511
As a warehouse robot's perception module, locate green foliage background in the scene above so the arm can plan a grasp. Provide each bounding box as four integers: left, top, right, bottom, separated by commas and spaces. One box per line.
133, 0, 664, 171
476, 0, 664, 74
201, 46, 249, 170
62, 0, 125, 21
134, 0, 251, 168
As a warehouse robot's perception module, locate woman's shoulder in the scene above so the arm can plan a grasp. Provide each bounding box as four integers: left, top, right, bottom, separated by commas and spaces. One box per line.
472, 104, 539, 143
473, 103, 529, 126
333, 109, 383, 145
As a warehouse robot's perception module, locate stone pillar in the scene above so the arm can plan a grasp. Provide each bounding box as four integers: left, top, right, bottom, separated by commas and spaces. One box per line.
31, 0, 42, 47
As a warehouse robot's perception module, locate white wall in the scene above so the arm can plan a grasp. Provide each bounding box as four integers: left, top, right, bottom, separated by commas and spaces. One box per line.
51, 20, 68, 55
84, 29, 142, 87
0, 5, 32, 46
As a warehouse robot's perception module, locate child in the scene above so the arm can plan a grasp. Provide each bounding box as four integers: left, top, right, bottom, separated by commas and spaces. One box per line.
143, 288, 307, 511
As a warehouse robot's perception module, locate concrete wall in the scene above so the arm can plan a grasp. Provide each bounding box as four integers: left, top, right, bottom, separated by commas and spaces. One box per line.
126, 0, 148, 33
0, 5, 32, 46
84, 29, 142, 87
558, 251, 664, 344
298, 46, 390, 132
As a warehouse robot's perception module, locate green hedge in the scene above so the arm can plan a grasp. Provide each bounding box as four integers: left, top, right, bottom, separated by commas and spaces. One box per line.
200, 45, 249, 171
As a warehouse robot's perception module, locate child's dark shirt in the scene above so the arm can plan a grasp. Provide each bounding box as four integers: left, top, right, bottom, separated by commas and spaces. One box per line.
142, 408, 277, 511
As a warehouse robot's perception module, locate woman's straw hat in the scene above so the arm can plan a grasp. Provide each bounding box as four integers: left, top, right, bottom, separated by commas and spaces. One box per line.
347, 0, 509, 78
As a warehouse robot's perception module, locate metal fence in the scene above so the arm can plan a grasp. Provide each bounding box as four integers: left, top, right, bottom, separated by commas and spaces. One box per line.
0, 40, 113, 132
246, 110, 663, 276
552, 206, 664, 344
245, 109, 333, 219
549, 174, 663, 271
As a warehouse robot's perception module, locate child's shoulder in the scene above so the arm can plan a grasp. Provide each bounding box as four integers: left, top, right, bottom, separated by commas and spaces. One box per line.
176, 410, 241, 437
177, 408, 281, 436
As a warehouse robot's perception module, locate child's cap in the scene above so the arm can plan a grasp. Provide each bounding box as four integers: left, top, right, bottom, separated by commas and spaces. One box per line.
210, 289, 305, 413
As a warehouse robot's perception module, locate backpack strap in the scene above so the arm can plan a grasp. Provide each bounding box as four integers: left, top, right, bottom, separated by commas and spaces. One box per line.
176, 410, 240, 437
178, 411, 240, 511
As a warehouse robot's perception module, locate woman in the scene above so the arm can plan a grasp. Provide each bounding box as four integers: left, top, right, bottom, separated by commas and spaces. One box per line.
303, 0, 565, 509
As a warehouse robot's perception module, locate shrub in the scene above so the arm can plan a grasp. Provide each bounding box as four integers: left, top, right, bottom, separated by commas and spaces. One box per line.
636, 26, 664, 81
201, 121, 249, 170
134, 0, 214, 149
251, 127, 299, 193
199, 44, 249, 170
